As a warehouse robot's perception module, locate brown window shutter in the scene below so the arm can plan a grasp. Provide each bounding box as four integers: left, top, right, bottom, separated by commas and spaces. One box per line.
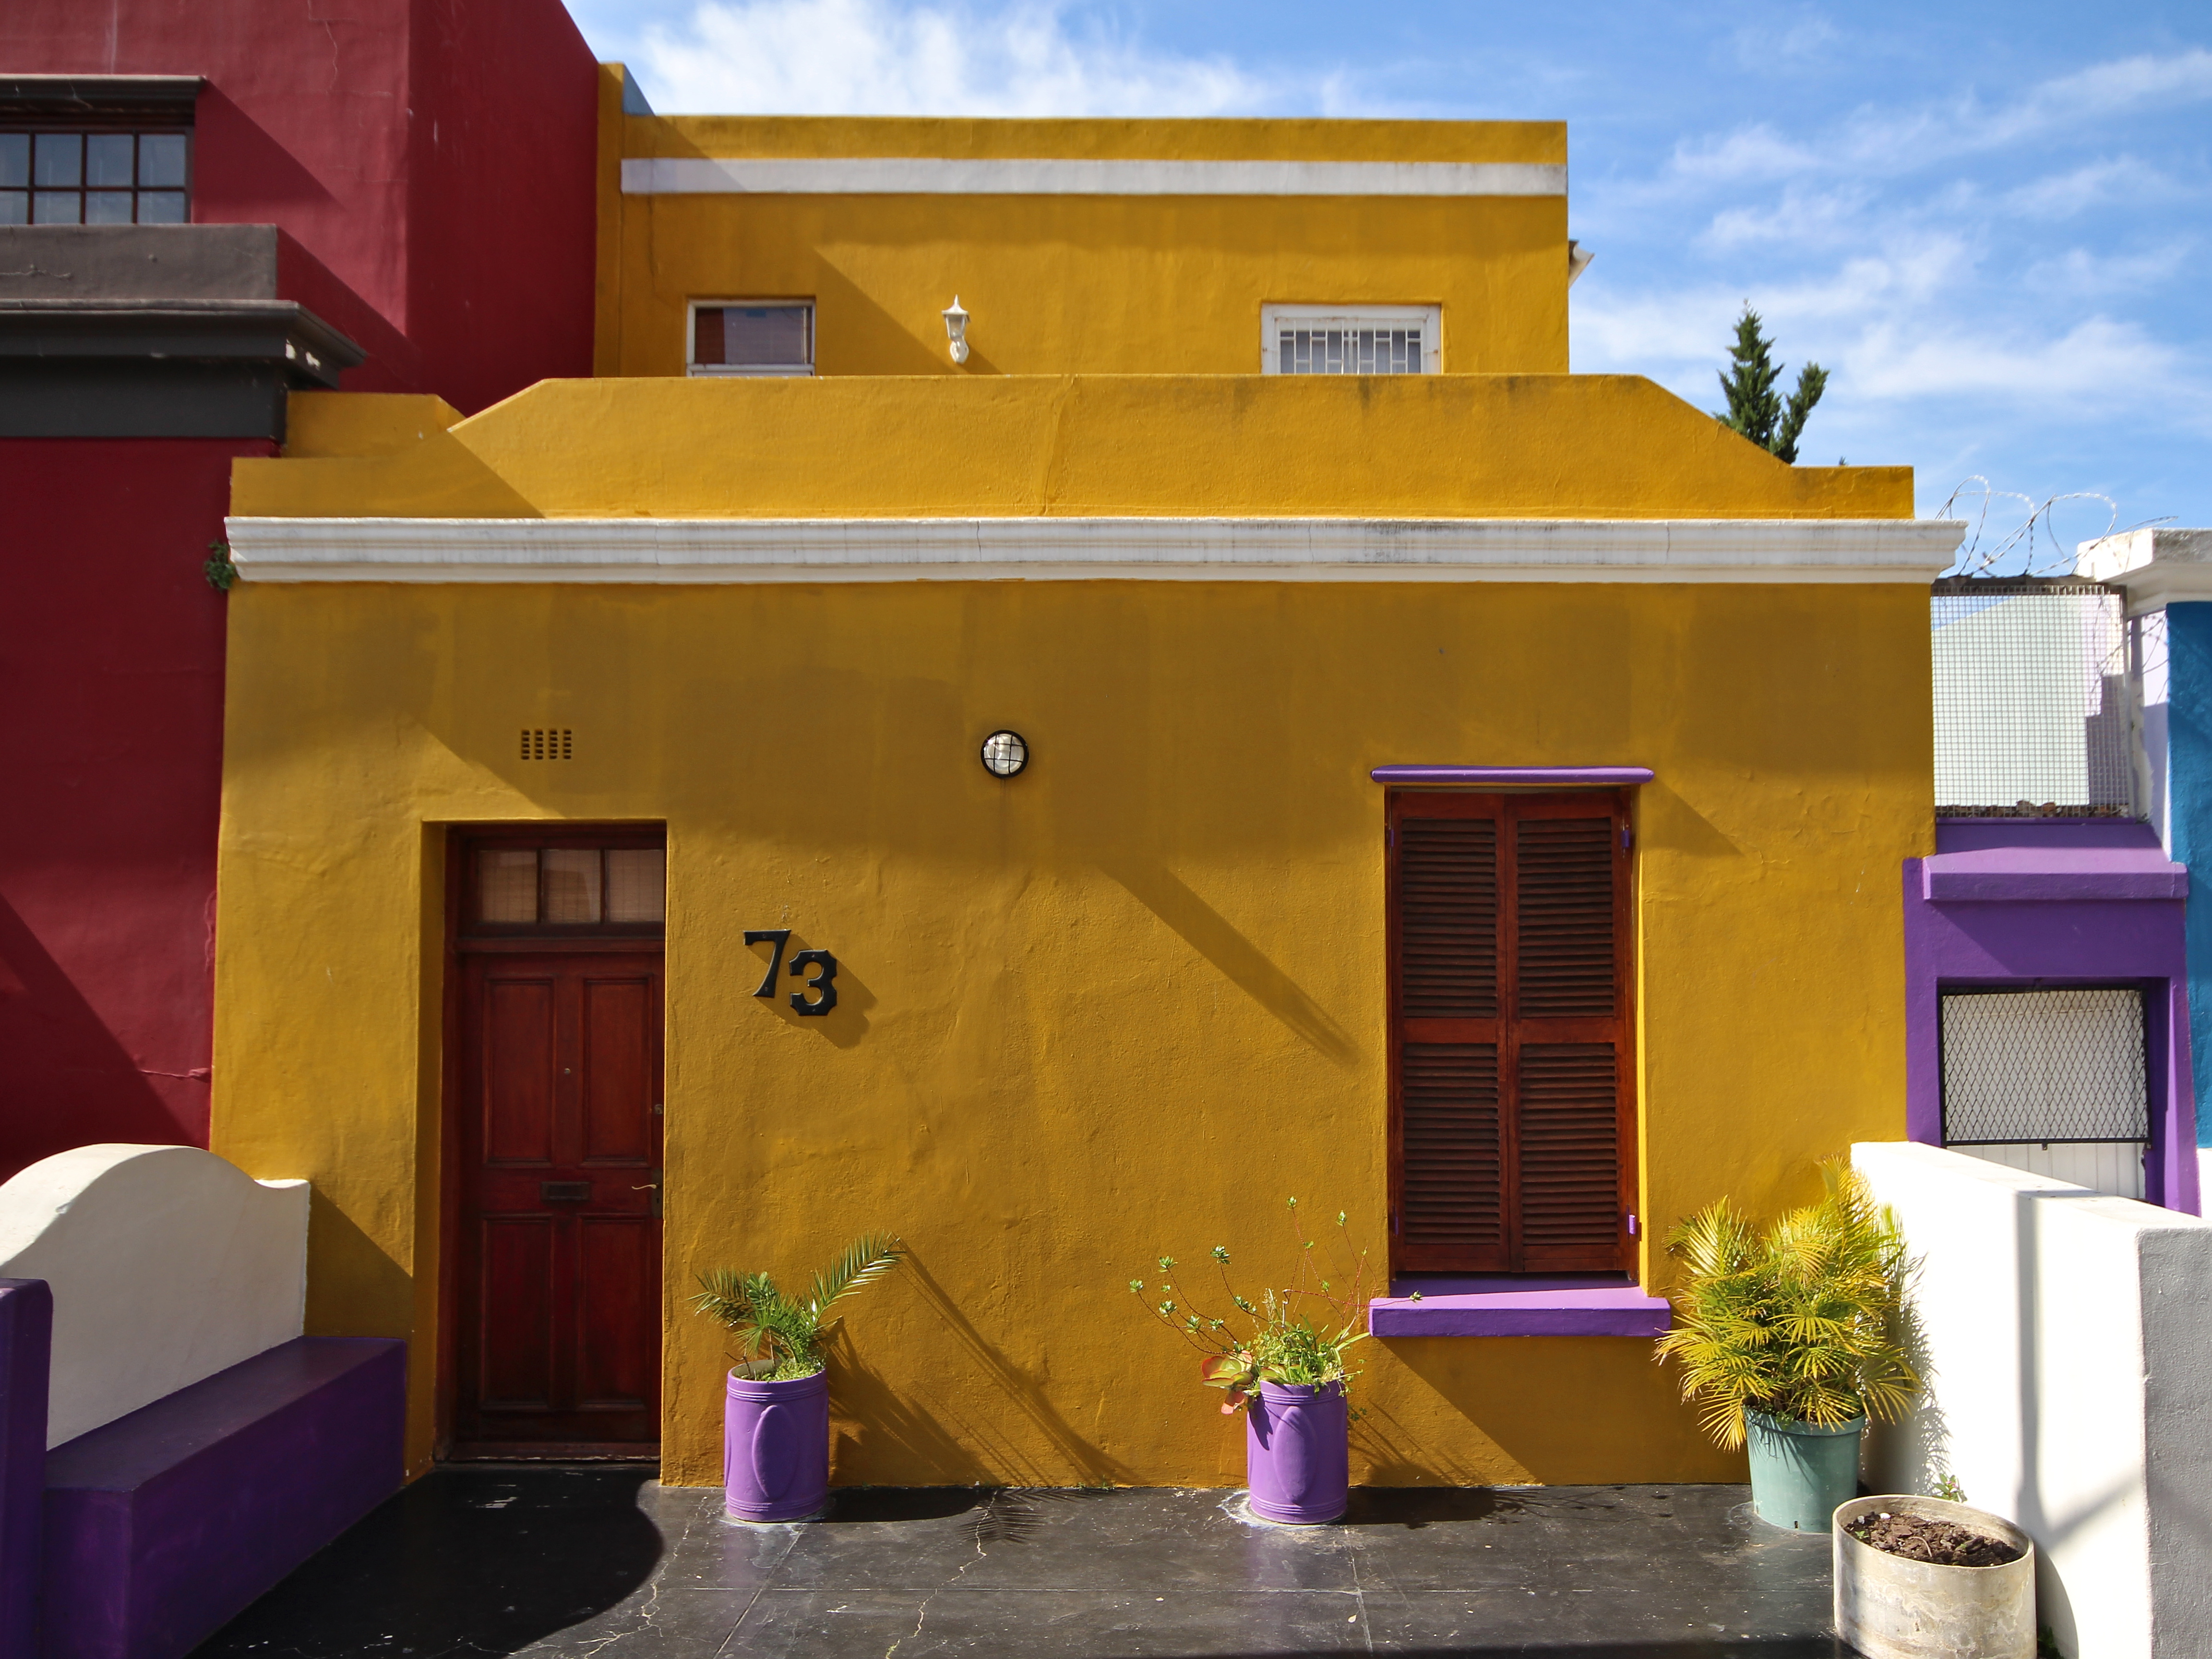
1390, 792, 1634, 1274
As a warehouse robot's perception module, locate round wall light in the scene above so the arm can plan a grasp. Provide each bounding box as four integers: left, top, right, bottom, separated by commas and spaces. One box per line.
980, 730, 1028, 778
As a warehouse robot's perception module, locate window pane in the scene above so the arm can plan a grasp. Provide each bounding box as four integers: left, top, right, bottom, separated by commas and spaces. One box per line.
138, 133, 188, 189
0, 134, 27, 189
33, 133, 81, 187
0, 192, 24, 225
136, 191, 186, 224
32, 192, 80, 224
85, 133, 134, 187
722, 305, 810, 367
543, 849, 602, 924
605, 850, 666, 923
477, 849, 538, 924
85, 190, 133, 224
693, 307, 725, 366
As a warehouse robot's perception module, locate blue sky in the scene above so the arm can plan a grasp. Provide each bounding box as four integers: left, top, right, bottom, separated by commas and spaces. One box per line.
569, 0, 2212, 561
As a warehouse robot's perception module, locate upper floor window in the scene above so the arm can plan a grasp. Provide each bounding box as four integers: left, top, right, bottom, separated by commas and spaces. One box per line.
0, 130, 190, 225
689, 301, 813, 377
1263, 304, 1440, 376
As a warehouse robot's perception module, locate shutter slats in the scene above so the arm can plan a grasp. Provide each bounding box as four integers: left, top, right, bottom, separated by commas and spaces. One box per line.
1392, 793, 1632, 1274
1398, 818, 1497, 1019
1401, 1042, 1501, 1247
1516, 817, 1615, 1018
1517, 1043, 1621, 1251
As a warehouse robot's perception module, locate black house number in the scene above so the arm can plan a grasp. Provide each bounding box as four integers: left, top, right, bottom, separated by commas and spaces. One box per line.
744, 929, 838, 1015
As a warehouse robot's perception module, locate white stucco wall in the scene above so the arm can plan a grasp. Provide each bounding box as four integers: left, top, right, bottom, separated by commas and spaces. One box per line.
1855, 1141, 2212, 1659
0, 1143, 308, 1448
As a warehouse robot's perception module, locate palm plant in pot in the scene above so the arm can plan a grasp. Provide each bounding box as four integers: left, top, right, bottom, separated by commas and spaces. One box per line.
1129, 1199, 1371, 1525
1654, 1163, 1918, 1532
692, 1234, 902, 1523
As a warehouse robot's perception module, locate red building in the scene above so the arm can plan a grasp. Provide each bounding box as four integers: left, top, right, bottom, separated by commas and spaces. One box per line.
0, 1, 600, 1177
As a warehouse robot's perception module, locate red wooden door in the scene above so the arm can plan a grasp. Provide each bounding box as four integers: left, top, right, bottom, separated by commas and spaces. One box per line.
454, 950, 664, 1451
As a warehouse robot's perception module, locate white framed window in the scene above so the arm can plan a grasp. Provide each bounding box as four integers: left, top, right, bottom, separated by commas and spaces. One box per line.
1262, 304, 1440, 376
688, 301, 814, 377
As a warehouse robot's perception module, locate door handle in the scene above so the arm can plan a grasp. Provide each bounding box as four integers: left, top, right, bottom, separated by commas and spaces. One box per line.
541, 1181, 592, 1202
632, 1168, 662, 1219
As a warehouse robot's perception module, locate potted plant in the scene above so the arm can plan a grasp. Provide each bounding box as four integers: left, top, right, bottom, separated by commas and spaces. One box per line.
1129, 1199, 1371, 1525
1833, 1492, 2036, 1659
1654, 1162, 1918, 1532
692, 1234, 903, 1523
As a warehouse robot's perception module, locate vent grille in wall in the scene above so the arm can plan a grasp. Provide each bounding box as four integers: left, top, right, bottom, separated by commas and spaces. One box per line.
520, 729, 574, 761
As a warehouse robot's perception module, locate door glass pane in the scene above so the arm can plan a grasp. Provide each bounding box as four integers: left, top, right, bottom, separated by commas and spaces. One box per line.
543, 849, 603, 923
605, 849, 666, 924
478, 849, 538, 923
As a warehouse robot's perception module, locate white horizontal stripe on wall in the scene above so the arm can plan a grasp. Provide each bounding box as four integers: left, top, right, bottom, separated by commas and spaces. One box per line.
225, 516, 1968, 585
620, 156, 1568, 198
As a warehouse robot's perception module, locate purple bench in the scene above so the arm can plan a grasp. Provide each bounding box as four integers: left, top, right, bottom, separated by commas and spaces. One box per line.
41, 1335, 405, 1659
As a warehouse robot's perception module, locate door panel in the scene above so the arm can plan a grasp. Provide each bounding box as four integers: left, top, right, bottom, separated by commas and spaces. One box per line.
456, 950, 663, 1449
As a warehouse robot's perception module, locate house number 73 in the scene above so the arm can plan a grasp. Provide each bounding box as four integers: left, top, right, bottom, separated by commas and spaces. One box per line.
743, 930, 837, 1015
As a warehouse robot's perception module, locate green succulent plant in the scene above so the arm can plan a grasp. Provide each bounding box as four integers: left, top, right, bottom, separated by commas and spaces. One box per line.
692, 1234, 903, 1381
1654, 1162, 1918, 1448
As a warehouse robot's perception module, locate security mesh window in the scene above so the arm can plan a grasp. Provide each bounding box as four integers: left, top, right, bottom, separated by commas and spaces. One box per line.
1940, 989, 2149, 1143
1931, 577, 2133, 817
0, 130, 189, 224
1262, 305, 1440, 374
470, 845, 666, 931
689, 302, 813, 376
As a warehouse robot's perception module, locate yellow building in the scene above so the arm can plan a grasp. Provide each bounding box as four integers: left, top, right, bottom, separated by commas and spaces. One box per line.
212, 85, 1959, 1487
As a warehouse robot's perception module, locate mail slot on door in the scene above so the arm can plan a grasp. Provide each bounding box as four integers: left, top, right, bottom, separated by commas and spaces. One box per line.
541, 1181, 593, 1202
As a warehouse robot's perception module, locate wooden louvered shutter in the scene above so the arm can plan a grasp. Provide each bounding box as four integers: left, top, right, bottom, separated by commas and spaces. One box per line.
1388, 791, 1634, 1274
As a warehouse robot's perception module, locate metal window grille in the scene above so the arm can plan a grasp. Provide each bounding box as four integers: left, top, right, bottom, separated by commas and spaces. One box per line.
1931, 576, 2134, 817
1277, 326, 1426, 375
1939, 988, 2149, 1144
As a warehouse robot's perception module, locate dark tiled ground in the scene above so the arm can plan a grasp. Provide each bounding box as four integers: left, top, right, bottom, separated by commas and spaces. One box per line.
194, 1469, 1844, 1658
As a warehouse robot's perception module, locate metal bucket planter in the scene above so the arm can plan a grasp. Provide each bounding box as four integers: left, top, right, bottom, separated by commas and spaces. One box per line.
724, 1366, 830, 1523
1246, 1381, 1348, 1525
1745, 1408, 1864, 1531
1834, 1495, 2035, 1659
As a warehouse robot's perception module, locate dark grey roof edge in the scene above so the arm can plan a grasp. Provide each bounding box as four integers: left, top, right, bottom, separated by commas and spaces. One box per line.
0, 300, 364, 388
0, 75, 203, 110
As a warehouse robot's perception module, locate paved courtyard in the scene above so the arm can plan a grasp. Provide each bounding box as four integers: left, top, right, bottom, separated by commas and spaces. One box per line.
194, 1467, 1845, 1658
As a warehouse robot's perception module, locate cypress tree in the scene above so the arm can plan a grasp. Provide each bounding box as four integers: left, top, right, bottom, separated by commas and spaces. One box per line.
1716, 304, 1828, 464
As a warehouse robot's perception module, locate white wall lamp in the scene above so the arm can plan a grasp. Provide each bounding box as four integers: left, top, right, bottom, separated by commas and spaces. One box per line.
943, 296, 970, 364
980, 730, 1028, 778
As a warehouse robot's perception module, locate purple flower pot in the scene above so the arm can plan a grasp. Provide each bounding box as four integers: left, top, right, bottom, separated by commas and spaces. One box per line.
1246, 1381, 1349, 1525
724, 1367, 830, 1523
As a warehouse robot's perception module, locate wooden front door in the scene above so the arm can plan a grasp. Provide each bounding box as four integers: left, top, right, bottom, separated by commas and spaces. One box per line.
450, 833, 666, 1456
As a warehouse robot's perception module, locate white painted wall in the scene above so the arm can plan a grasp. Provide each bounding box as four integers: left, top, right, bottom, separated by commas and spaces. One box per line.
1855, 1141, 2212, 1659
0, 1144, 308, 1448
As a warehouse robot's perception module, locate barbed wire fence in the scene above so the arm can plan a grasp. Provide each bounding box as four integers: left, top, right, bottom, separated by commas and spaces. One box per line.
1937, 476, 2173, 578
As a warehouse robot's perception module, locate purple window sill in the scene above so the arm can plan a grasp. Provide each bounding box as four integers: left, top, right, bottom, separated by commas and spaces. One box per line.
1371, 766, 1654, 788
1370, 1276, 1671, 1337
1920, 846, 2188, 902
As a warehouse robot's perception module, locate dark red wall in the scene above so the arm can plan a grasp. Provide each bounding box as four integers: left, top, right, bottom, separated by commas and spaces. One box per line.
0, 0, 599, 412
0, 0, 598, 1178
0, 441, 267, 1178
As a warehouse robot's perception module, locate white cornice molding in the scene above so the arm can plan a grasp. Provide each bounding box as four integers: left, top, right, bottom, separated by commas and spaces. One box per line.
2076, 529, 2212, 615
619, 156, 1567, 198
225, 517, 1966, 585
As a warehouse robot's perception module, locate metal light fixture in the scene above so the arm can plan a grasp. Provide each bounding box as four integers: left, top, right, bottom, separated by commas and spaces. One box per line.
943, 296, 970, 364
979, 730, 1028, 777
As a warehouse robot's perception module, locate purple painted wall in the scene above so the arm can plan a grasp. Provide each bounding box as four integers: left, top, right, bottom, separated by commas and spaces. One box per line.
0, 1281, 49, 1659
1903, 818, 2200, 1214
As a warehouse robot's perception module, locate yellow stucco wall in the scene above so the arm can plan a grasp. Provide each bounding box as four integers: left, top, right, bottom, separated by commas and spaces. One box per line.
594, 74, 1575, 380
213, 577, 1929, 1488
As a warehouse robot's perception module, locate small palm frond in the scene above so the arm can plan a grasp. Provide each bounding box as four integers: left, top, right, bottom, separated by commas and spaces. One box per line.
809, 1234, 905, 1316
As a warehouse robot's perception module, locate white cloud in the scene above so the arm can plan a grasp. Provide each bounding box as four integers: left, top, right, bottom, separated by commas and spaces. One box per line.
2021, 241, 2192, 297
634, 0, 1267, 117
2001, 156, 2182, 218
1847, 314, 2180, 406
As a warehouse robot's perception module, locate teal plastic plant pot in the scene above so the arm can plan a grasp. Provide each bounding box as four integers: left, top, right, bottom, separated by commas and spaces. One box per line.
1745, 1409, 1865, 1532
